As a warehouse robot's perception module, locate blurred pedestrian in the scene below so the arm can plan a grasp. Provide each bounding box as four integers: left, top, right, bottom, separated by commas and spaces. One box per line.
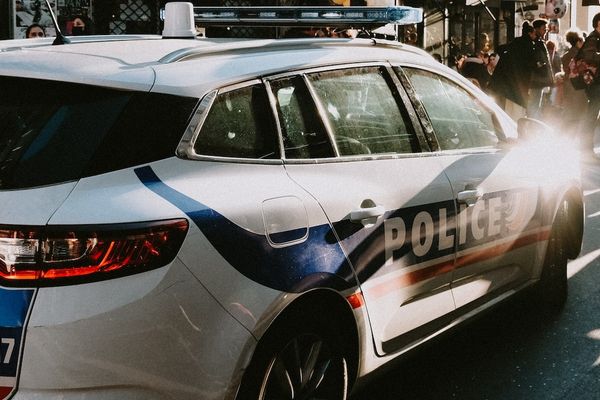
543, 40, 563, 120
69, 15, 91, 36
488, 21, 537, 119
581, 13, 600, 158
561, 29, 588, 141
405, 31, 418, 46
462, 51, 490, 89
547, 40, 562, 76
487, 52, 498, 75
528, 19, 554, 119
453, 54, 466, 72
25, 23, 45, 38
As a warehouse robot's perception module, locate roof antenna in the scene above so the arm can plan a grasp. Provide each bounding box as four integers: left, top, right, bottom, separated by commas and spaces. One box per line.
44, 0, 70, 45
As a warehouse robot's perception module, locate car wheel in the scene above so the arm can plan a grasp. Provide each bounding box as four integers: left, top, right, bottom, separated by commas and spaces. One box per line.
237, 318, 349, 400
536, 200, 569, 312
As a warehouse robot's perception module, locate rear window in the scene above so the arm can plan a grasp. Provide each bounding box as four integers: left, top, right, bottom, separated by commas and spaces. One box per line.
0, 77, 198, 189
194, 84, 279, 159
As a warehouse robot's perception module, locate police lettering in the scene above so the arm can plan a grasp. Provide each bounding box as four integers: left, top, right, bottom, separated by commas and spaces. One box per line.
385, 196, 506, 265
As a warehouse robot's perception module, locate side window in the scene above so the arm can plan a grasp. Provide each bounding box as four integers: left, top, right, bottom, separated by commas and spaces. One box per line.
403, 68, 501, 150
270, 77, 334, 159
194, 84, 278, 159
307, 67, 418, 156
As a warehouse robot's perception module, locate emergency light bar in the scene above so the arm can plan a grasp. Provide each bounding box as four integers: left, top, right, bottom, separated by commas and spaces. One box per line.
190, 6, 423, 27
161, 2, 423, 38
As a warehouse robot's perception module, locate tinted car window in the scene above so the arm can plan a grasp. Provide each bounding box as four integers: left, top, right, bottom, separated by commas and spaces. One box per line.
307, 67, 418, 156
0, 76, 197, 189
403, 68, 501, 150
195, 84, 278, 159
86, 92, 198, 176
270, 77, 334, 159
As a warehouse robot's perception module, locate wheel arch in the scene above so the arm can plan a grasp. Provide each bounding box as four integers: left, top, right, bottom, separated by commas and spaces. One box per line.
250, 288, 360, 392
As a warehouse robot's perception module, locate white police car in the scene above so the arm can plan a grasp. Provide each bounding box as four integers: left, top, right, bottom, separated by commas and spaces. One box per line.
0, 2, 584, 400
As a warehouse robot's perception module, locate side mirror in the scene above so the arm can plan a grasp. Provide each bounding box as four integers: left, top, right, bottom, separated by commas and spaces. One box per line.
517, 117, 552, 141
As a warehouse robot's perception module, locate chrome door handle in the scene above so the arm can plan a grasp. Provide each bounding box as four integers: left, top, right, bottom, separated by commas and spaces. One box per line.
350, 199, 385, 225
457, 189, 481, 207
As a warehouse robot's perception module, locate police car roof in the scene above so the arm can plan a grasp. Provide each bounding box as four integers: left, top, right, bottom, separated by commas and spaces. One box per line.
0, 35, 432, 95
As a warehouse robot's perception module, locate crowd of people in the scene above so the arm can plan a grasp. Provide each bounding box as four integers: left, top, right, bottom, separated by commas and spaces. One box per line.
451, 15, 600, 159
24, 15, 89, 39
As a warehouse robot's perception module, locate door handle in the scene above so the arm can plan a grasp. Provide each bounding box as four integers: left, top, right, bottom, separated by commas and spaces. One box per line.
350, 199, 385, 226
457, 189, 481, 207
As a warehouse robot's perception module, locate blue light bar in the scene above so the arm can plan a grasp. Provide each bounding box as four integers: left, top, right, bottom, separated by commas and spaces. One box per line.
187, 6, 423, 27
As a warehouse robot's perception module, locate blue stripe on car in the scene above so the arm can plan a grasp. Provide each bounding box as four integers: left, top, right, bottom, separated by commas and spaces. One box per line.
0, 288, 35, 379
134, 166, 355, 292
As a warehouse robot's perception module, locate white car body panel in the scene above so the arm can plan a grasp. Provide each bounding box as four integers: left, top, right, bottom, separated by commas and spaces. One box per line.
0, 27, 583, 400
434, 151, 544, 308
0, 183, 76, 225
285, 157, 457, 355
19, 258, 251, 400
47, 168, 184, 225
0, 49, 155, 91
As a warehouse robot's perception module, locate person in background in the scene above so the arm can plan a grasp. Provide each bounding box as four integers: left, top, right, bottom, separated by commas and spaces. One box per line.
25, 23, 45, 38
560, 29, 588, 143
452, 54, 466, 72
479, 32, 491, 53
462, 51, 490, 90
432, 53, 443, 63
70, 15, 89, 36
488, 21, 536, 119
547, 40, 562, 75
581, 12, 600, 159
528, 19, 554, 119
487, 52, 498, 75
405, 31, 418, 46
544, 40, 564, 120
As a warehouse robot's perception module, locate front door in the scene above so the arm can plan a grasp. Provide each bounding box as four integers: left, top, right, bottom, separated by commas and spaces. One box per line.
400, 66, 544, 310
267, 64, 458, 355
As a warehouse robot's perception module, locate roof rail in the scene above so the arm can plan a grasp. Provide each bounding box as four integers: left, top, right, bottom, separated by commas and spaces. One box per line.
159, 37, 362, 63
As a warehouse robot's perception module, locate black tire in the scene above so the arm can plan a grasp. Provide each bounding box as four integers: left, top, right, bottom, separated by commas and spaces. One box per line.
535, 200, 569, 313
236, 316, 349, 400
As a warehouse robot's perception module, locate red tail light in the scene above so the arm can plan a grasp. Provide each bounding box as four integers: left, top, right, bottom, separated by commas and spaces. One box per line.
0, 219, 188, 286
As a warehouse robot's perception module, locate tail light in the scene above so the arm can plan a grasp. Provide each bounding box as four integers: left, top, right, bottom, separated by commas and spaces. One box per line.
0, 219, 188, 286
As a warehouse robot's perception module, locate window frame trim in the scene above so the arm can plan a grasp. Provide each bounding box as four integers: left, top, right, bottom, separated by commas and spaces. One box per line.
176, 79, 284, 165
267, 61, 429, 163
395, 63, 509, 154
177, 62, 441, 165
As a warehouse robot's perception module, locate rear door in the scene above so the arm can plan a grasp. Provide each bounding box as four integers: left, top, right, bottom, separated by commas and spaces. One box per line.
268, 64, 458, 355
397, 66, 544, 310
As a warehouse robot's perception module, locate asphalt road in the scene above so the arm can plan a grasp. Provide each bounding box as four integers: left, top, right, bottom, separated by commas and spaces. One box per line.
350, 158, 600, 400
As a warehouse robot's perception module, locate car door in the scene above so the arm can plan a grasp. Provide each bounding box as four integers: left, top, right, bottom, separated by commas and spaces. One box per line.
398, 66, 544, 310
267, 64, 458, 355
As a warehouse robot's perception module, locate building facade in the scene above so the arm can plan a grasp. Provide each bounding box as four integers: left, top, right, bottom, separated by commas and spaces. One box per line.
2, 1, 600, 53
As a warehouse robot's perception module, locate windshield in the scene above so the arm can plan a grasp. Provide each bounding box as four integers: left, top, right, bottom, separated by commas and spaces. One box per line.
0, 76, 198, 189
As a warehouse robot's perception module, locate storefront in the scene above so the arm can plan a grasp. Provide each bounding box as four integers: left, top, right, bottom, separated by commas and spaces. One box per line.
7, 0, 160, 38
403, 0, 518, 67
5, 1, 371, 39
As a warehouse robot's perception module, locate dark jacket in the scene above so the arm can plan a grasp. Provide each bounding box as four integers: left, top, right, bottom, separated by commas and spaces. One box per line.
530, 39, 554, 88
581, 29, 600, 97
561, 46, 579, 75
489, 35, 535, 107
582, 28, 600, 68
461, 56, 490, 89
